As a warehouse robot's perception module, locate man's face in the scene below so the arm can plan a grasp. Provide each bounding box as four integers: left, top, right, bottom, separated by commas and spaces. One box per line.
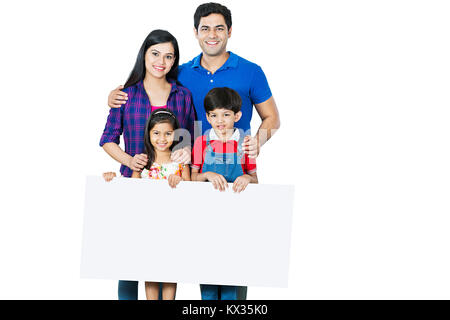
195, 13, 232, 57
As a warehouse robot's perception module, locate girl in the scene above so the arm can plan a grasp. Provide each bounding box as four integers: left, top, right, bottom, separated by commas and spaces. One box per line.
103, 109, 190, 300
99, 29, 196, 300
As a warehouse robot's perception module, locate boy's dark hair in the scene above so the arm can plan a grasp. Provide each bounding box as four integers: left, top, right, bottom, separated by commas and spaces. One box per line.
204, 87, 242, 114
194, 2, 232, 31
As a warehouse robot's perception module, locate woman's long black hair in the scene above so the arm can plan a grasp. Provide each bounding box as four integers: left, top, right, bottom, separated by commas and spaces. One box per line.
124, 29, 180, 89
143, 109, 181, 170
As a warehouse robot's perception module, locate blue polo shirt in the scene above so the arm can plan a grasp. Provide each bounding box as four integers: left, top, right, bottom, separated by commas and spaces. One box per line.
178, 51, 272, 134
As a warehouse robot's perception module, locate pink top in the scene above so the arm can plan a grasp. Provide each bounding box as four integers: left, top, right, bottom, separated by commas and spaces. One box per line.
151, 105, 167, 112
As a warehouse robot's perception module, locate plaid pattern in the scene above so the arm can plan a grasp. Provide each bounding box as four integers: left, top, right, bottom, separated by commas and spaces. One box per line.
100, 79, 196, 177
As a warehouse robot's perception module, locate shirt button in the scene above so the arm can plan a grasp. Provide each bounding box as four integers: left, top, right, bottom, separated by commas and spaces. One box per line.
207, 72, 210, 75
210, 79, 214, 83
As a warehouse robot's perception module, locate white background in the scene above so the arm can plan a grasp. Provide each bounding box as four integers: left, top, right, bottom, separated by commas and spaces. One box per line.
0, 0, 449, 299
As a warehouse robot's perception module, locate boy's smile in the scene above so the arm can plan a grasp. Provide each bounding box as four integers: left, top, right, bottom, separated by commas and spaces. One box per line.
206, 108, 242, 140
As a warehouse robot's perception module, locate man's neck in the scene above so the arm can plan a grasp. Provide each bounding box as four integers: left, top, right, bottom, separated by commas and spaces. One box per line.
201, 51, 230, 74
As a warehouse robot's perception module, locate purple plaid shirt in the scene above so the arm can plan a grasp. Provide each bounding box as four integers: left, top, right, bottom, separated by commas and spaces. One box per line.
100, 79, 196, 177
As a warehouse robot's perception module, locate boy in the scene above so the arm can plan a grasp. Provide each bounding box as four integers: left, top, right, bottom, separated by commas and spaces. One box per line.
191, 87, 258, 300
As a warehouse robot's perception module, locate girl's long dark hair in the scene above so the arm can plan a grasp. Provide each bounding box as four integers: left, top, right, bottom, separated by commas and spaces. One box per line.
124, 29, 180, 89
143, 109, 181, 170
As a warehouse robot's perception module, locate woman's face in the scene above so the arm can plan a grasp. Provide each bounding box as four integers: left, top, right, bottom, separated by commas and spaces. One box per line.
145, 42, 176, 79
150, 122, 175, 152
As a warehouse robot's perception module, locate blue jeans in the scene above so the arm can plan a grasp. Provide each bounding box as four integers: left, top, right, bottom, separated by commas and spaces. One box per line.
200, 284, 247, 300
118, 280, 162, 300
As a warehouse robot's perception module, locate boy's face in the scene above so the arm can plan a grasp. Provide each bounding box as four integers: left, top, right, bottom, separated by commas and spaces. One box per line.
206, 108, 242, 137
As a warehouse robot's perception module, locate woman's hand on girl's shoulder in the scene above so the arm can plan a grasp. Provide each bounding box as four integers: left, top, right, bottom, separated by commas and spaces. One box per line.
168, 174, 182, 189
103, 172, 117, 182
128, 153, 148, 172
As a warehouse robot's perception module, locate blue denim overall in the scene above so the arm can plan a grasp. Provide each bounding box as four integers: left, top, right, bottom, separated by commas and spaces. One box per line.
199, 129, 248, 300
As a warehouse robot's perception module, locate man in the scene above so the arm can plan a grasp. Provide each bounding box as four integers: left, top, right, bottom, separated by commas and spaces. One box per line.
107, 2, 280, 300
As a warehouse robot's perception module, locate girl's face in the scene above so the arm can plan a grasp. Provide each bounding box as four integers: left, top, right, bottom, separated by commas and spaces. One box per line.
145, 42, 176, 79
150, 122, 175, 152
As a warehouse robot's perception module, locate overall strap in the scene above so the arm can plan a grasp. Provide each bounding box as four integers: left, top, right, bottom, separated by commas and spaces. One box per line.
205, 129, 212, 149
236, 128, 246, 153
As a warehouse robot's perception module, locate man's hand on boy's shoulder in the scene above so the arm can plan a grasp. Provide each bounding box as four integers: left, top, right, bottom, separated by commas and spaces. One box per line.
108, 85, 128, 108
205, 172, 228, 192
242, 135, 260, 158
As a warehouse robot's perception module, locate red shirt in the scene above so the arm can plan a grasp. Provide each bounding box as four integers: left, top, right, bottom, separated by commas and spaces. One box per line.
191, 129, 257, 174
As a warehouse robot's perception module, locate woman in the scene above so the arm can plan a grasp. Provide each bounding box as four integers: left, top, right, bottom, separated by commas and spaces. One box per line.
99, 29, 196, 300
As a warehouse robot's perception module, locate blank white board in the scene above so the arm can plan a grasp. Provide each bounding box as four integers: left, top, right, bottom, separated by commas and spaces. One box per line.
81, 176, 294, 287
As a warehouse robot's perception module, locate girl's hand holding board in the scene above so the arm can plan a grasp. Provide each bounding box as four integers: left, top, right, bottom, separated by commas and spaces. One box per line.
103, 172, 116, 182
168, 174, 182, 188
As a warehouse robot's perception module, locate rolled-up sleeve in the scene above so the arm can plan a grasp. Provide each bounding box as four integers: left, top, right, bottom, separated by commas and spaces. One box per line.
99, 106, 124, 146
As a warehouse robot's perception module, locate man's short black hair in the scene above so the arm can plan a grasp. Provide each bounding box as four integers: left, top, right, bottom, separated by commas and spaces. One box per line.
194, 2, 232, 31
204, 87, 242, 114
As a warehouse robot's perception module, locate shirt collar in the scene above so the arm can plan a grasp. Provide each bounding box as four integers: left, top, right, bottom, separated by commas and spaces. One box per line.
191, 51, 239, 70
191, 53, 203, 68
168, 78, 179, 93
209, 128, 240, 142
221, 51, 238, 70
